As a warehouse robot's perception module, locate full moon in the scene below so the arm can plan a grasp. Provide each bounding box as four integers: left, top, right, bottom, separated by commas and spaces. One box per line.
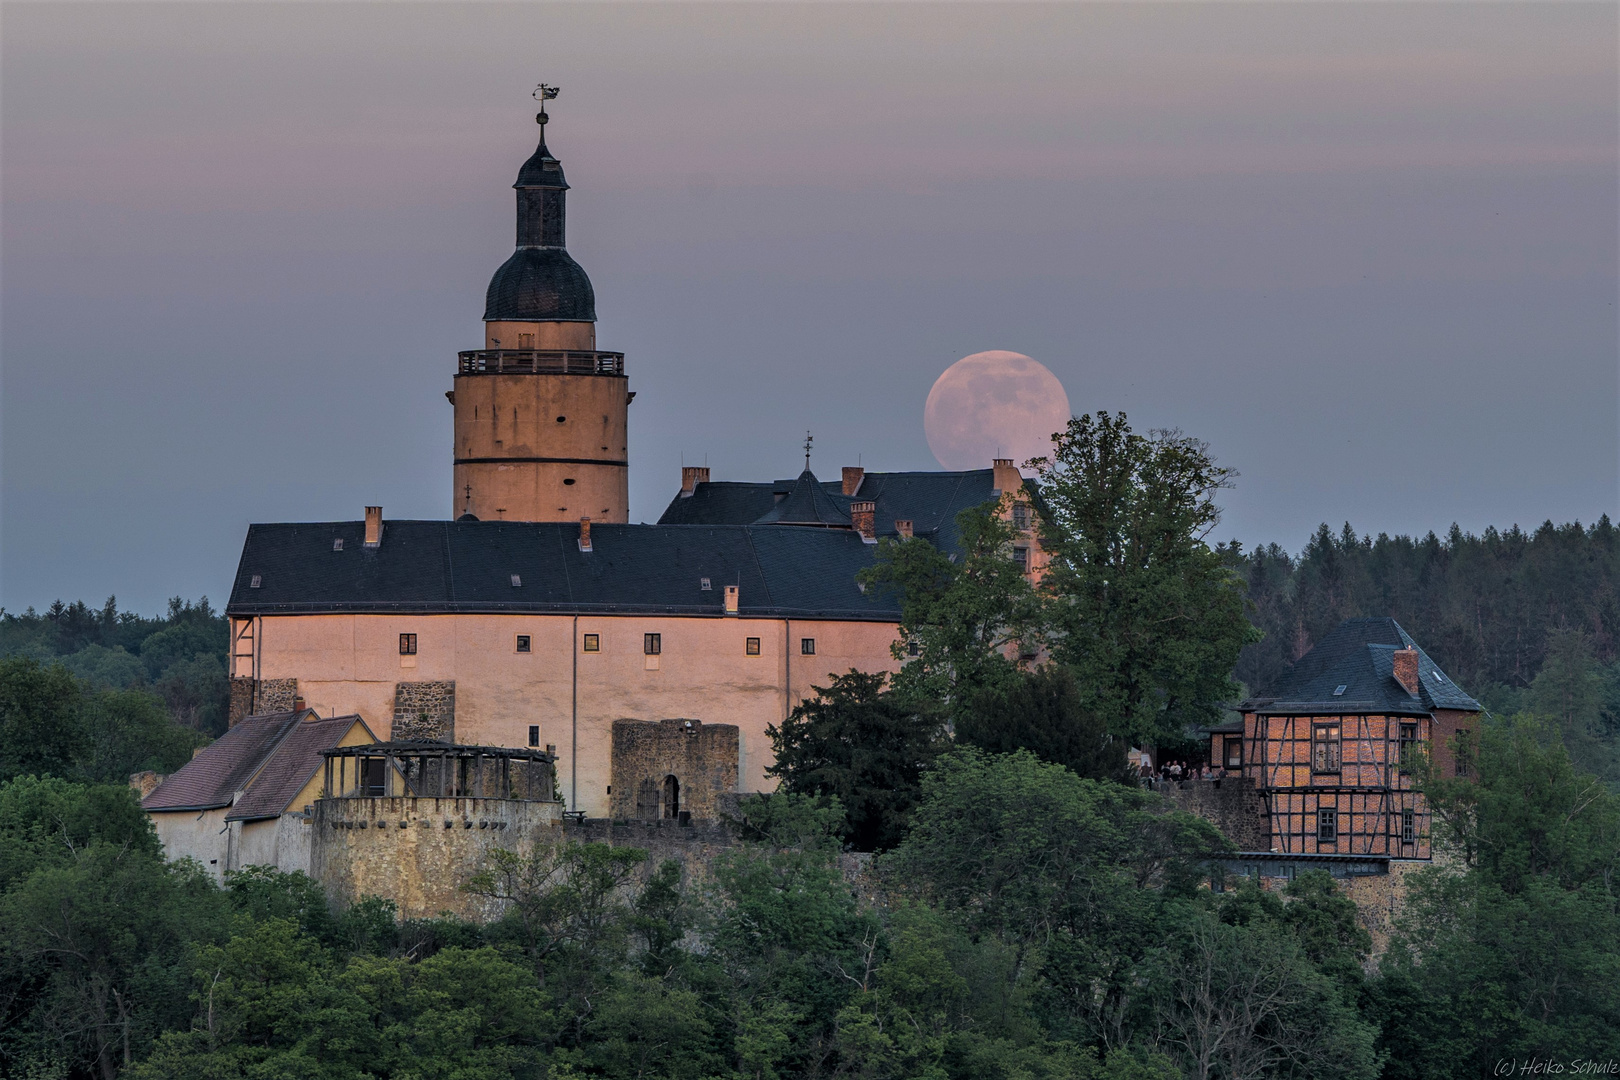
924, 351, 1072, 472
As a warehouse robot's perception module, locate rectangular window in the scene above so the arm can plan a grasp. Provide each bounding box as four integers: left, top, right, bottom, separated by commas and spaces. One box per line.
801, 638, 816, 656
332, 538, 344, 551
1456, 731, 1471, 777
582, 633, 600, 652
1012, 504, 1030, 529
1317, 808, 1337, 843
399, 633, 417, 656
644, 633, 661, 656
906, 639, 922, 657
528, 725, 540, 747
1398, 722, 1419, 770
510, 574, 522, 588
1401, 807, 1415, 844
1224, 738, 1243, 770
516, 635, 531, 653
1312, 723, 1341, 773
1012, 546, 1029, 571
250, 575, 262, 588
362, 758, 386, 797
745, 637, 761, 656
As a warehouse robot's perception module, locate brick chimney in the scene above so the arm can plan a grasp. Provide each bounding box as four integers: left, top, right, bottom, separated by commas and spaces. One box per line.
364, 506, 383, 548
991, 459, 1021, 497
578, 517, 592, 552
724, 584, 739, 614
681, 466, 710, 496
894, 519, 914, 539
850, 501, 876, 542
1393, 647, 1420, 695
842, 466, 865, 496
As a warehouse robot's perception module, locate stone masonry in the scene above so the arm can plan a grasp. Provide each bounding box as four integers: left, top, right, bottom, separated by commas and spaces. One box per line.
609, 719, 739, 822
1159, 776, 1272, 851
229, 677, 299, 726
393, 682, 456, 742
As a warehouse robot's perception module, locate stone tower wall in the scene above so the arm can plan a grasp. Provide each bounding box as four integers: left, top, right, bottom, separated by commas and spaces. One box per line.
609, 719, 739, 822
393, 682, 456, 742
311, 795, 561, 921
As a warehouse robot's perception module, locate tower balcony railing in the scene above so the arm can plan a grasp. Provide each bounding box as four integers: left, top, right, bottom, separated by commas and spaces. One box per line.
457, 349, 625, 376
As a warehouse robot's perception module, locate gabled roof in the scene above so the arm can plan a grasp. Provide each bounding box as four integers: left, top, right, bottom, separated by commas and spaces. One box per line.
657, 468, 1016, 553
752, 470, 852, 527
143, 710, 374, 819
143, 712, 303, 812
1243, 617, 1480, 716
226, 715, 374, 822
226, 520, 900, 620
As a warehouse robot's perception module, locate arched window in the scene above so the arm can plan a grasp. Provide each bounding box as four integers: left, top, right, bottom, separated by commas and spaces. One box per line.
662, 775, 680, 819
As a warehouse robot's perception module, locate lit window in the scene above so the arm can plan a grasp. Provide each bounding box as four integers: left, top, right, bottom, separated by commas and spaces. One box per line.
582, 633, 600, 652
1224, 738, 1243, 770
645, 633, 662, 656
516, 635, 531, 653
1401, 807, 1415, 844
1317, 808, 1337, 843
745, 637, 761, 656
801, 638, 815, 656
528, 725, 540, 747
399, 633, 417, 656
1312, 724, 1341, 773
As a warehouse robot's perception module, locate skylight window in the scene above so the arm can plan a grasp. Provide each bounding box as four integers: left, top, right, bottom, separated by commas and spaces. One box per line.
333, 538, 344, 551
700, 578, 712, 591
250, 575, 262, 588
510, 574, 522, 588
1332, 685, 1347, 696
1431, 671, 1444, 682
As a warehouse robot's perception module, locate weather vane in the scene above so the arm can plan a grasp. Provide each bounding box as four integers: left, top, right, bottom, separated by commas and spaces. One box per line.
803, 430, 813, 470
533, 83, 559, 127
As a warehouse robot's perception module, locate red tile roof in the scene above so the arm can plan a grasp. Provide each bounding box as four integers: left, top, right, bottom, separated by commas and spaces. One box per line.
227, 715, 374, 821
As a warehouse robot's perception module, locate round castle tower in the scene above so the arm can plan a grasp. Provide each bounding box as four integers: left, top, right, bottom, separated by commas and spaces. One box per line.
451, 103, 630, 523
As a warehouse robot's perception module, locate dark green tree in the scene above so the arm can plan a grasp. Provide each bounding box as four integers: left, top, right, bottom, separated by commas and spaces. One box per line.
859, 501, 1042, 718
766, 670, 949, 851
957, 665, 1131, 782
0, 657, 83, 782
1028, 412, 1260, 745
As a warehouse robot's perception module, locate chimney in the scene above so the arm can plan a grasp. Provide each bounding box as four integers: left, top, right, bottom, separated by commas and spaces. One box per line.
842, 466, 865, 496
578, 517, 592, 552
681, 466, 710, 496
1393, 647, 1420, 696
895, 519, 914, 539
991, 459, 1021, 497
724, 584, 739, 614
293, 696, 307, 713
850, 501, 876, 542
364, 506, 383, 547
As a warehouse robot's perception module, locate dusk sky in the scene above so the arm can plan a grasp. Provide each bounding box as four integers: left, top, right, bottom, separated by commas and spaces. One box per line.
3, 3, 1616, 615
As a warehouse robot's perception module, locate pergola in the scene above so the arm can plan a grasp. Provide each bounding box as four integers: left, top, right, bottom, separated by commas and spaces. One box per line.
322, 742, 556, 803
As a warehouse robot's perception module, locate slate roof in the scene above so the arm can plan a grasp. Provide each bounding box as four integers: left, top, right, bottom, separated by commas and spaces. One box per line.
1242, 617, 1480, 716
226, 715, 374, 822
226, 521, 900, 620
484, 247, 595, 322
657, 468, 1018, 553
515, 136, 568, 189
752, 470, 853, 527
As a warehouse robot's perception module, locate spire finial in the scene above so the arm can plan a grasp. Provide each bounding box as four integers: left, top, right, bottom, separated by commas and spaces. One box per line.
803, 430, 814, 471
533, 83, 559, 129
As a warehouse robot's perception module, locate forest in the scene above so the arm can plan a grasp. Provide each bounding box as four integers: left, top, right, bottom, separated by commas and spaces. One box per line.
1, 413, 1617, 1078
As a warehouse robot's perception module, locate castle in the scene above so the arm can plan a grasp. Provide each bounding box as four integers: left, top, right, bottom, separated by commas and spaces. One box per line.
215, 102, 1043, 823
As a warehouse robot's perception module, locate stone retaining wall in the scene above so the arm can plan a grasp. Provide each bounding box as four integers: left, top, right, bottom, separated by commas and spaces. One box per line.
1157, 776, 1271, 850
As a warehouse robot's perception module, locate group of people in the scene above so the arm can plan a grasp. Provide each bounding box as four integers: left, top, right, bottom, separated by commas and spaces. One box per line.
1136, 760, 1226, 786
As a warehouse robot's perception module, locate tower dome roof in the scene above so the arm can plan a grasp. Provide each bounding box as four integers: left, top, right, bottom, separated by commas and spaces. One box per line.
515, 138, 569, 190
484, 247, 596, 322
